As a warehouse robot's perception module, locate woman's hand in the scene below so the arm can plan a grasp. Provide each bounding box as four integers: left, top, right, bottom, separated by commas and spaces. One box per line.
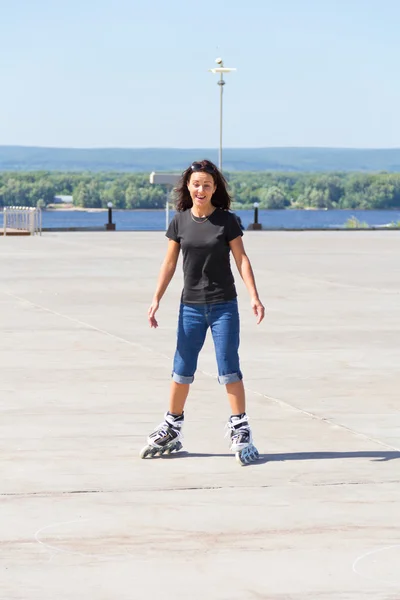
148, 300, 159, 328
251, 297, 265, 324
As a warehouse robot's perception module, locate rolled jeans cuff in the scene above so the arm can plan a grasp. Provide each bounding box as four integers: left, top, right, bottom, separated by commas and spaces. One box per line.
172, 372, 194, 384
218, 371, 243, 385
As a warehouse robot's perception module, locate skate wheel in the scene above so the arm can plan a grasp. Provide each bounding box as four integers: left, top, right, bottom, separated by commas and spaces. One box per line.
139, 441, 183, 459
139, 445, 158, 459
164, 441, 183, 455
236, 444, 260, 466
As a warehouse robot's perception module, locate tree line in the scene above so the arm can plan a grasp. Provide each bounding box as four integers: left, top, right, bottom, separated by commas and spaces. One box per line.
1, 171, 400, 210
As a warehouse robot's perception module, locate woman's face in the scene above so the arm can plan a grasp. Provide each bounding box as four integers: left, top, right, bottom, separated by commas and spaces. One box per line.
187, 171, 216, 210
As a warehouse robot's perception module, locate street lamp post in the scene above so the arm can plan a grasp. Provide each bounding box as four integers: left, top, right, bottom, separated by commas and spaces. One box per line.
209, 58, 236, 172
253, 202, 259, 225
105, 201, 116, 231
248, 201, 262, 231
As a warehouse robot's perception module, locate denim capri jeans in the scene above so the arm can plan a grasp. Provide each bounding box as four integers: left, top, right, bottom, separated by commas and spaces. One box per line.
172, 299, 243, 385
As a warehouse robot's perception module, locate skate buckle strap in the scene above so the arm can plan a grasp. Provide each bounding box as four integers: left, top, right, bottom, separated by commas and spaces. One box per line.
165, 413, 184, 429
225, 414, 250, 437
152, 415, 183, 439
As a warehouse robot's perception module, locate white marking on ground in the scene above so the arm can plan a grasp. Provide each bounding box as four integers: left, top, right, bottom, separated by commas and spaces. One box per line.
352, 544, 400, 587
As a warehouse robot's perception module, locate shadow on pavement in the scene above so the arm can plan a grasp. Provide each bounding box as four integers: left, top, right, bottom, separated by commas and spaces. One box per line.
265, 450, 400, 463
148, 450, 400, 463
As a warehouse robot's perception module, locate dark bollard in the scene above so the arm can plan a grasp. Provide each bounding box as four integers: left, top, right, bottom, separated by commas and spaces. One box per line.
105, 202, 116, 231
247, 202, 262, 230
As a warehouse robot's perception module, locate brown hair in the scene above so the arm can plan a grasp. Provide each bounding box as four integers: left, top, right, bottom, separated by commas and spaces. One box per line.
174, 159, 232, 211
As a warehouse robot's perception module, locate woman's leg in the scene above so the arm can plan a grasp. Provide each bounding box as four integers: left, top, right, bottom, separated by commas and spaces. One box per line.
169, 382, 190, 414
210, 300, 258, 458
170, 303, 208, 414
141, 304, 207, 455
209, 299, 243, 393
225, 380, 246, 415
209, 300, 245, 413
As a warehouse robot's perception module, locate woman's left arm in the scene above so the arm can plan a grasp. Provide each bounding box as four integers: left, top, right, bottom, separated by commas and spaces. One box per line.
230, 236, 265, 324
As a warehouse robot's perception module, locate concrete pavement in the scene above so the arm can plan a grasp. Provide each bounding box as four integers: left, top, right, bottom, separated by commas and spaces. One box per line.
1, 231, 399, 599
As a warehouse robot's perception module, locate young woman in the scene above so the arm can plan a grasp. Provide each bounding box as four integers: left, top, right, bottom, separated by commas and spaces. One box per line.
141, 160, 265, 464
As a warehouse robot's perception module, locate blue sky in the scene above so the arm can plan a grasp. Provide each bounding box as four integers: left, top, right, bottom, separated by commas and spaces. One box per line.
1, 0, 400, 148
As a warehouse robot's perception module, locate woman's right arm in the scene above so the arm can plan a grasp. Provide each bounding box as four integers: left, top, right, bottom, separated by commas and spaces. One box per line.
148, 240, 180, 328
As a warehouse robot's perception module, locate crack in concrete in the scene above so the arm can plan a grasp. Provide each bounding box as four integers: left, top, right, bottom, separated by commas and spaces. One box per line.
1, 479, 400, 498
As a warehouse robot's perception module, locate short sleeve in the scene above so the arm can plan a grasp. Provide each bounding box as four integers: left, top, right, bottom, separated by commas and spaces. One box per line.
166, 214, 180, 243
226, 212, 244, 242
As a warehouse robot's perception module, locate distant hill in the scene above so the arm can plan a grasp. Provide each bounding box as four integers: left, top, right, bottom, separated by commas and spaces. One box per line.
2, 146, 400, 172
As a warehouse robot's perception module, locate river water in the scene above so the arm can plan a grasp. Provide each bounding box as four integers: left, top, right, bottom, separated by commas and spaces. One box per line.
1, 208, 400, 230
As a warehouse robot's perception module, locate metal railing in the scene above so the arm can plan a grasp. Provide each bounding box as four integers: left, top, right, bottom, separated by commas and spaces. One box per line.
3, 207, 42, 236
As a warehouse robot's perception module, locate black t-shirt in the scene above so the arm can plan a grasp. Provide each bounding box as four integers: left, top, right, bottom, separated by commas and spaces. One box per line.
166, 209, 243, 304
